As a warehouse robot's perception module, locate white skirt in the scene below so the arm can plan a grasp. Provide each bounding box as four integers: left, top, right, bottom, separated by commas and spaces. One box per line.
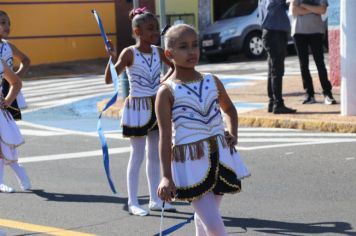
0, 109, 24, 163
121, 96, 157, 137
16, 90, 27, 109
171, 135, 250, 201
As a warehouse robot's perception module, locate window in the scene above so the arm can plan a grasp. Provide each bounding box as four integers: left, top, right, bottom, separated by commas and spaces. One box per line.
220, 0, 258, 20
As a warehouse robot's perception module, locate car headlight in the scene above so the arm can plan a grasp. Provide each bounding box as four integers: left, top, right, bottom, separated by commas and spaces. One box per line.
220, 28, 237, 37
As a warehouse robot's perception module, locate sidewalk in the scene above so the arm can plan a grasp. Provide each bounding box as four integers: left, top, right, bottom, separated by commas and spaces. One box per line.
98, 73, 356, 133
26, 58, 356, 133
231, 75, 356, 133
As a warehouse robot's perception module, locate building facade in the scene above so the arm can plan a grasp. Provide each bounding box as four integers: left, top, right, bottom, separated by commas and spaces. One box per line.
1, 0, 118, 65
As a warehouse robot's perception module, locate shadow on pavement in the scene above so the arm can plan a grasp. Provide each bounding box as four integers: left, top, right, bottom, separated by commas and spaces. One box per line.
29, 189, 127, 204
224, 217, 356, 235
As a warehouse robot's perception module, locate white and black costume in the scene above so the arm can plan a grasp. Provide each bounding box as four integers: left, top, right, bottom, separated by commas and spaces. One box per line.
164, 74, 250, 201
121, 46, 161, 137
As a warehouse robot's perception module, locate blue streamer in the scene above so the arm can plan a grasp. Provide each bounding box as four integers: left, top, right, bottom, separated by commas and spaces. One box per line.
92, 9, 120, 194
154, 215, 194, 236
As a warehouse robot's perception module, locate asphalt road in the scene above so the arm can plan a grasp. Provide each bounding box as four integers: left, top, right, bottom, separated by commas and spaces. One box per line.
1, 123, 356, 236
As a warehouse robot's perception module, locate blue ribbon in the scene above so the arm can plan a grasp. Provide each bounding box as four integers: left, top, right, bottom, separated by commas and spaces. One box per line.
154, 215, 194, 236
92, 9, 119, 194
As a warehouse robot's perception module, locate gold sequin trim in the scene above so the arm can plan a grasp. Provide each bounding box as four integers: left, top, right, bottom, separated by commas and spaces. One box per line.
175, 141, 221, 202
122, 96, 154, 128
172, 135, 224, 162
125, 96, 151, 111
174, 139, 212, 190
219, 176, 241, 190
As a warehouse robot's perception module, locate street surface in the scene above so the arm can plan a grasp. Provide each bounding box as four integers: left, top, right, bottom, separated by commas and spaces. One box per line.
1, 55, 356, 236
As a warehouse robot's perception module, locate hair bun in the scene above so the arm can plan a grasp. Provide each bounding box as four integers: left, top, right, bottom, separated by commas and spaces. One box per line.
130, 7, 147, 18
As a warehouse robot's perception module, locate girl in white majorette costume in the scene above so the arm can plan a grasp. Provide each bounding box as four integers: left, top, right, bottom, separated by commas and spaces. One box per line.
104, 7, 175, 216
0, 60, 31, 193
156, 24, 250, 235
0, 11, 31, 120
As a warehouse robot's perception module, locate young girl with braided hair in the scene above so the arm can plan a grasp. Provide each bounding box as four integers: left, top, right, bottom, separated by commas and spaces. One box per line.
104, 7, 175, 216
156, 24, 250, 235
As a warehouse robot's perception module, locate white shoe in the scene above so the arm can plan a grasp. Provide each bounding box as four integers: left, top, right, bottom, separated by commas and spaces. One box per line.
149, 201, 176, 212
128, 204, 149, 216
0, 184, 15, 193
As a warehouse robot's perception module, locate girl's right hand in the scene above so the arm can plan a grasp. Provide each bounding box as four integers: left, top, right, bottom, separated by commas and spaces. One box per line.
106, 40, 117, 60
157, 177, 176, 202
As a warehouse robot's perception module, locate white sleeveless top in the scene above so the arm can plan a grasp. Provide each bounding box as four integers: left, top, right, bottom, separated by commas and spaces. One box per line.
126, 46, 161, 97
165, 74, 225, 146
0, 39, 26, 108
0, 39, 13, 69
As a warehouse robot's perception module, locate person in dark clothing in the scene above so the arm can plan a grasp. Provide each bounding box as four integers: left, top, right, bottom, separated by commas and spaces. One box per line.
259, 0, 297, 114
290, 0, 336, 105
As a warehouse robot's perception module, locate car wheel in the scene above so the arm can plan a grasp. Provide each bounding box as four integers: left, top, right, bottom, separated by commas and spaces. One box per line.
243, 32, 265, 59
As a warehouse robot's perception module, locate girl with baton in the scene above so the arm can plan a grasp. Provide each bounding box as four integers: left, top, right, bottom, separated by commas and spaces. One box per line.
156, 24, 250, 235
104, 7, 175, 216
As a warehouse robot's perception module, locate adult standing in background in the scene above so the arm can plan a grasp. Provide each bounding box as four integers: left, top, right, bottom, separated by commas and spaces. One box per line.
259, 0, 297, 114
290, 0, 336, 105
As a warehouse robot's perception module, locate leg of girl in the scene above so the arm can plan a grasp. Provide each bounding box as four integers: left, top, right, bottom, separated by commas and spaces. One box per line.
146, 130, 160, 206
0, 159, 14, 193
9, 162, 31, 190
146, 130, 176, 211
192, 192, 227, 236
194, 194, 223, 236
127, 136, 148, 216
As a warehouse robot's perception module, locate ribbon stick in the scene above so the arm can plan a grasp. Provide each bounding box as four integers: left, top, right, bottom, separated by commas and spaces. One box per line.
92, 9, 119, 194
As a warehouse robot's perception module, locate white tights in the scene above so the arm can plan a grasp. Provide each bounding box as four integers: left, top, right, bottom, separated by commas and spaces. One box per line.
0, 159, 30, 186
192, 192, 227, 236
127, 130, 160, 206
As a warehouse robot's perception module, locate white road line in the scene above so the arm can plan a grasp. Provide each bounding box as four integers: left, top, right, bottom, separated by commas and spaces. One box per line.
239, 138, 356, 142
24, 82, 109, 97
23, 75, 101, 86
20, 147, 131, 163
26, 87, 112, 103
20, 129, 69, 136
22, 78, 105, 92
238, 132, 356, 137
238, 140, 356, 151
239, 128, 301, 132
22, 92, 113, 112
18, 121, 126, 139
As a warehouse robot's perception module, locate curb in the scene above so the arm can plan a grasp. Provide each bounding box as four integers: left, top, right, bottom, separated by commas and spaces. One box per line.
239, 115, 356, 133
98, 100, 356, 133
97, 98, 124, 118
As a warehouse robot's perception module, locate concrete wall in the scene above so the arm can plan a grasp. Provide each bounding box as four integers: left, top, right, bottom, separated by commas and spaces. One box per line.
155, 0, 199, 28
1, 0, 116, 65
